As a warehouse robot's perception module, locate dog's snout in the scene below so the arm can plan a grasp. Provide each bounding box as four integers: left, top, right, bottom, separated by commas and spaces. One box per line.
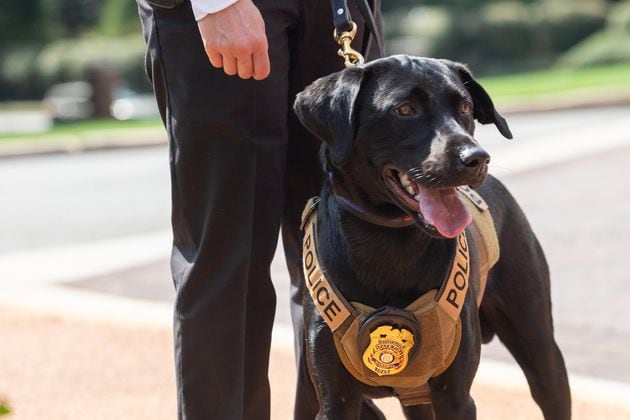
459, 146, 490, 169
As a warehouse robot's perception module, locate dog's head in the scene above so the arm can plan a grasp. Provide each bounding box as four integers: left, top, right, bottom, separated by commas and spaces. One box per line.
294, 55, 512, 239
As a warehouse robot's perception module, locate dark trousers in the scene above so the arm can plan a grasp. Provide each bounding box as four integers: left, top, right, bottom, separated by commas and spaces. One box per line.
137, 1, 380, 419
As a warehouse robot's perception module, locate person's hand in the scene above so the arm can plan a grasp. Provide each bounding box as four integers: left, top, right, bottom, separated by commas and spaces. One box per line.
197, 0, 270, 80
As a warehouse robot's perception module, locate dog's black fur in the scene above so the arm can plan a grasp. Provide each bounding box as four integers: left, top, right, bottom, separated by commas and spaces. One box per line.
293, 56, 571, 420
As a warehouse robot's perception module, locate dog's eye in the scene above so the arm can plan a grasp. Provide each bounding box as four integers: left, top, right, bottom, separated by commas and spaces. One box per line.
460, 101, 472, 115
394, 104, 415, 116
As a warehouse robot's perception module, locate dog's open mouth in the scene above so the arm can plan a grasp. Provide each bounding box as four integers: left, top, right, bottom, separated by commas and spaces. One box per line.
383, 168, 472, 238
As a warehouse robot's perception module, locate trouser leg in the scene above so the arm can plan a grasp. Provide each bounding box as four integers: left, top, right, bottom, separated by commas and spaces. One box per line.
282, 7, 343, 418
138, 1, 295, 418
282, 1, 383, 419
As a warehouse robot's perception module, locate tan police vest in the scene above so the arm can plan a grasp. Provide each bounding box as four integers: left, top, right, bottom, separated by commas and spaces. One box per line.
301, 186, 499, 406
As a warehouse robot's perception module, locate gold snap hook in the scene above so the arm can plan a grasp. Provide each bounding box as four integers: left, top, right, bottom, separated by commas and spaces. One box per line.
333, 21, 365, 68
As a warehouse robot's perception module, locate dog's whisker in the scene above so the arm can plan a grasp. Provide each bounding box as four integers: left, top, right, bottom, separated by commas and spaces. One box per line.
406, 168, 427, 182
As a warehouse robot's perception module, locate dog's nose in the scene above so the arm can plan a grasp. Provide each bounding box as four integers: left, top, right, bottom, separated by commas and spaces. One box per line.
459, 146, 490, 169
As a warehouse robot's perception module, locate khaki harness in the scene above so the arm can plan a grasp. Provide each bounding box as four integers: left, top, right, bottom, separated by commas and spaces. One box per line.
301, 186, 499, 405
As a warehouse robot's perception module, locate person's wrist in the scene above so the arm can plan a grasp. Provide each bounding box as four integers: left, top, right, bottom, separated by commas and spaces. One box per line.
190, 0, 239, 22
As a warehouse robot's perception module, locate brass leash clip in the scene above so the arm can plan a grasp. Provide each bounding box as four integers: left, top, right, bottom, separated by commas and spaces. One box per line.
333, 21, 365, 68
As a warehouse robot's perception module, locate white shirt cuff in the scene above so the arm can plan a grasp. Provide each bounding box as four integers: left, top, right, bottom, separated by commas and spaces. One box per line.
191, 0, 239, 21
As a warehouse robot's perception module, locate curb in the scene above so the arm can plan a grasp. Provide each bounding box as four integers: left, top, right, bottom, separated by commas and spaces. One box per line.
1, 95, 629, 159
499, 88, 630, 115
0, 128, 167, 159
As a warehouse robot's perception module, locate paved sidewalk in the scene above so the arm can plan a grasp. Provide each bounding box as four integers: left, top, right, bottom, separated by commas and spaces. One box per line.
1, 296, 630, 420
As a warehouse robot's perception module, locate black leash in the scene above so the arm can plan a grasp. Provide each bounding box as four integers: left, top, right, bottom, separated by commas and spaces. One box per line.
330, 0, 384, 66
355, 0, 385, 57
328, 2, 397, 225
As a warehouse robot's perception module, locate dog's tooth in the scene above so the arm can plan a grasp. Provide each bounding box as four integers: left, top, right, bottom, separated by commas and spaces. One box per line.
397, 173, 416, 196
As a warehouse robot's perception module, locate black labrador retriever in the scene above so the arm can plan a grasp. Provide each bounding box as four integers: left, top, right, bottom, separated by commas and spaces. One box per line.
293, 55, 571, 419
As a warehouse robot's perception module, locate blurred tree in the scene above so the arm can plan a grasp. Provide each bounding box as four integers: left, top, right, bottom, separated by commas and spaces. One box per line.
381, 0, 540, 12
60, 0, 101, 35
381, 0, 419, 12
0, 0, 44, 47
40, 0, 103, 37
100, 0, 142, 36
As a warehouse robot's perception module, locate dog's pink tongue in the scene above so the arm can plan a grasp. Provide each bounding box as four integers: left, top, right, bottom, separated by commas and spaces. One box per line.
416, 186, 472, 238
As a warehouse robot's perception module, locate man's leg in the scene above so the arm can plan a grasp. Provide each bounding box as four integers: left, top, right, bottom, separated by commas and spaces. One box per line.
138, 1, 297, 418
282, 1, 384, 419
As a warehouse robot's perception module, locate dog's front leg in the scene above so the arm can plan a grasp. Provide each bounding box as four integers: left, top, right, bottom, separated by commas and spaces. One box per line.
428, 303, 480, 420
304, 306, 366, 419
402, 403, 436, 420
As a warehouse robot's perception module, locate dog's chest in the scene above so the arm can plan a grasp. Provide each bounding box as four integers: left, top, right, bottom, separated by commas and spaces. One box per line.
323, 220, 459, 307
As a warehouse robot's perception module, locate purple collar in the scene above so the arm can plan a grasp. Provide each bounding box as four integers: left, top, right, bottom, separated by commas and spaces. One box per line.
328, 172, 415, 228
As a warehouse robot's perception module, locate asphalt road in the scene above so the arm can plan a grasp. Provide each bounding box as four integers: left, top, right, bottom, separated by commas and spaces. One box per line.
2, 106, 628, 254
2, 106, 629, 383
0, 147, 170, 254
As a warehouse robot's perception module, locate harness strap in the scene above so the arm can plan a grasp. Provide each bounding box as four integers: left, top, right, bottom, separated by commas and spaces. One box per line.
302, 198, 357, 333
300, 189, 499, 405
394, 384, 432, 406
457, 186, 500, 305
301, 197, 470, 335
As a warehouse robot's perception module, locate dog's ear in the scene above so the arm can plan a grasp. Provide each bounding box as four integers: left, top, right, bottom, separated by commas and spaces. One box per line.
443, 60, 513, 139
293, 67, 367, 164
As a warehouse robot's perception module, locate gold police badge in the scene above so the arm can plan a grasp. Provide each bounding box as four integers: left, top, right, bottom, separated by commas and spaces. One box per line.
362, 325, 415, 376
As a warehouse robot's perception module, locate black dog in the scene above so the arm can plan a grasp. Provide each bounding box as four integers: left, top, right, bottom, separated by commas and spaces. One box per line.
293, 56, 571, 419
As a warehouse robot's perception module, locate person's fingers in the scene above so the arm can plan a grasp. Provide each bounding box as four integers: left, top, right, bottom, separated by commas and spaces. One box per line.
222, 55, 238, 76
236, 55, 253, 79
252, 49, 270, 80
207, 49, 223, 69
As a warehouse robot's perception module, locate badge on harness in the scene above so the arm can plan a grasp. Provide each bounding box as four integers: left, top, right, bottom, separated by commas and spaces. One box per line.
362, 325, 415, 376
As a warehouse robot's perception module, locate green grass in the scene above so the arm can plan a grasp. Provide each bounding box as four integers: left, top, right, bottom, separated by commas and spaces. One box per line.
0, 401, 10, 416
48, 118, 162, 135
0, 118, 163, 141
0, 101, 41, 111
479, 62, 630, 101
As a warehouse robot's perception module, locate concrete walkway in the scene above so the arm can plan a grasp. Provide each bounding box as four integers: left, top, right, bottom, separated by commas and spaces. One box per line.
2, 284, 630, 419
